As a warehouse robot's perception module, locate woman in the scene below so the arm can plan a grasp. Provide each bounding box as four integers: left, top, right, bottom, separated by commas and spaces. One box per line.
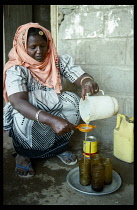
3, 23, 99, 177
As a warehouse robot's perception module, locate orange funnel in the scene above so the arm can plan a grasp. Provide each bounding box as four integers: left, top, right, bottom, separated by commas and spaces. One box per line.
76, 124, 96, 132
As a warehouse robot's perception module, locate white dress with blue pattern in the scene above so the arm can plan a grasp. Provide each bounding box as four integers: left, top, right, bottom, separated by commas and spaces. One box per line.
3, 54, 85, 158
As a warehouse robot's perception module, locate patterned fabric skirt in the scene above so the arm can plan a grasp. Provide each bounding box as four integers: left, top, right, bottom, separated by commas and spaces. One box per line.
3, 91, 80, 158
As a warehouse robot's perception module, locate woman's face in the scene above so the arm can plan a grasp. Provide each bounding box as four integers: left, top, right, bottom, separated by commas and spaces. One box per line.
27, 35, 48, 62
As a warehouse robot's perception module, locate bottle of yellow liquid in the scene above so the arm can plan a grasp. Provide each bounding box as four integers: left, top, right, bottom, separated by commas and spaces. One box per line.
113, 114, 134, 163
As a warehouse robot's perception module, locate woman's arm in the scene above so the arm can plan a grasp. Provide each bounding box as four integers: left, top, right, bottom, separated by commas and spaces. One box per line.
9, 91, 76, 135
73, 73, 99, 100
59, 55, 99, 100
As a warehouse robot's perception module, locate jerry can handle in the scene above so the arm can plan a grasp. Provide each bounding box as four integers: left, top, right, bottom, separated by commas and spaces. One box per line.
115, 114, 125, 129
99, 90, 105, 95
86, 89, 104, 96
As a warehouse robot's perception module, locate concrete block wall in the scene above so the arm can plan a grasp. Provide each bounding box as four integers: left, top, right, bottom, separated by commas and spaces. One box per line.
58, 5, 134, 149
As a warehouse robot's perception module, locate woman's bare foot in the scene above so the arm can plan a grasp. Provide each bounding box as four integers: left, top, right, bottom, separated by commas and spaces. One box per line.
15, 154, 35, 177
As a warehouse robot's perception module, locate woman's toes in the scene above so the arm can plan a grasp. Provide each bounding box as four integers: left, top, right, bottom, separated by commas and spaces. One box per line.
15, 154, 35, 177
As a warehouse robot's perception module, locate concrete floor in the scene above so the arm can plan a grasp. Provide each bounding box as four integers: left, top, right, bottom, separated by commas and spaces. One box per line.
3, 130, 134, 205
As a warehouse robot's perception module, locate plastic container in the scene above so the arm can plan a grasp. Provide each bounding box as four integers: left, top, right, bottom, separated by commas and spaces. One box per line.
79, 90, 119, 123
113, 114, 134, 163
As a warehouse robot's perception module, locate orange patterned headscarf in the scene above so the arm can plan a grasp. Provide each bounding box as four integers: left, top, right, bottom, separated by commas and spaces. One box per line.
3, 22, 62, 103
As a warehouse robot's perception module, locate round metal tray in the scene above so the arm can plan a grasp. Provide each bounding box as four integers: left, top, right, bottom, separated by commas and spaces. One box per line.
66, 167, 122, 195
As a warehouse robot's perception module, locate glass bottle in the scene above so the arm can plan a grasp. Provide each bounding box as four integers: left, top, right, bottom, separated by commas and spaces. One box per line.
79, 158, 91, 186
102, 158, 112, 185
91, 163, 105, 192
91, 154, 102, 176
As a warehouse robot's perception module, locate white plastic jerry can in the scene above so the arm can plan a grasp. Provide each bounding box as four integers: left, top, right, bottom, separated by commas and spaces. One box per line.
113, 114, 134, 163
79, 90, 119, 123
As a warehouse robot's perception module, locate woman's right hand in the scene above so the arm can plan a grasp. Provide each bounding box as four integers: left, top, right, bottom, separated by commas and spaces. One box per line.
8, 92, 76, 135
49, 116, 76, 135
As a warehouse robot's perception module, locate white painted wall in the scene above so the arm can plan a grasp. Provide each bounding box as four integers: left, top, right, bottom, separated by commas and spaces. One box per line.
58, 5, 134, 148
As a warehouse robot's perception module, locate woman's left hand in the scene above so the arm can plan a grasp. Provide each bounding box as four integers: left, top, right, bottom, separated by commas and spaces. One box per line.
81, 78, 99, 100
